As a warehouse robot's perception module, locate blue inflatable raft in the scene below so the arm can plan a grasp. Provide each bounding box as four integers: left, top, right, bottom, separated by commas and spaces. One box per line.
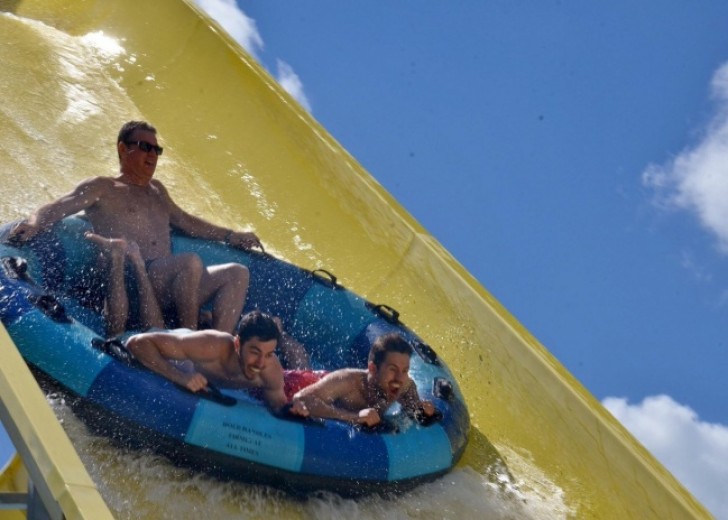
0, 216, 469, 497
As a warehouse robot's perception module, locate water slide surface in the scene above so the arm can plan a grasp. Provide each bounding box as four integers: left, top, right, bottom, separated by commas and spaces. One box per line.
0, 1, 713, 518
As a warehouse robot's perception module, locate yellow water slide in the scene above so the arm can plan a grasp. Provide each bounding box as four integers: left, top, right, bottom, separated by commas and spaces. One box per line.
0, 1, 713, 518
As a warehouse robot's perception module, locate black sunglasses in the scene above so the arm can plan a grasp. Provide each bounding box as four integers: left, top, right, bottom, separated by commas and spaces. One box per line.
125, 140, 164, 155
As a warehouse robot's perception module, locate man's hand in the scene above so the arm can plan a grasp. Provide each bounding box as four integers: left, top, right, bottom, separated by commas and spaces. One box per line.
6, 220, 40, 244
357, 408, 381, 427
227, 231, 263, 251
288, 400, 309, 417
182, 372, 209, 393
412, 400, 441, 426
419, 400, 436, 417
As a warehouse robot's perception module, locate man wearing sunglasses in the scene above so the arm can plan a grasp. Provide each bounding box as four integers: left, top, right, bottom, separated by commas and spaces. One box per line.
8, 120, 260, 335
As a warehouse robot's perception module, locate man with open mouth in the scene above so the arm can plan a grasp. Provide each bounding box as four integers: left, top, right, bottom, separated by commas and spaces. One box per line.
291, 333, 436, 427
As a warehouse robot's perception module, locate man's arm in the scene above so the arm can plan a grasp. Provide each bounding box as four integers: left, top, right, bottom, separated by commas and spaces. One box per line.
126, 330, 225, 392
256, 360, 307, 416
156, 181, 262, 250
260, 379, 292, 415
8, 177, 110, 242
292, 371, 376, 424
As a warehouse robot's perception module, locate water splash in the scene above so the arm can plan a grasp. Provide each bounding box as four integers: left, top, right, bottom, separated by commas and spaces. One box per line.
47, 393, 568, 519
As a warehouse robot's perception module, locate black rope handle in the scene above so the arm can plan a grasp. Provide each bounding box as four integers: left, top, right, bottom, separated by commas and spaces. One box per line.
311, 269, 338, 288
371, 304, 400, 324
1, 256, 33, 282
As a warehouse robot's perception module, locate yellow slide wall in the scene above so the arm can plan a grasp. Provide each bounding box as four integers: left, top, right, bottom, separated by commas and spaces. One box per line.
0, 0, 712, 518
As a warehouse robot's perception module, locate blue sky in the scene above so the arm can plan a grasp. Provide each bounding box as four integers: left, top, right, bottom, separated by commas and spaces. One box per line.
194, 1, 728, 516
1, 2, 727, 517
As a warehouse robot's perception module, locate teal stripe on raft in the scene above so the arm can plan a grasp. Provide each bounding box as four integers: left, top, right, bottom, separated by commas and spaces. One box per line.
54, 218, 96, 289
384, 424, 453, 480
291, 284, 376, 366
409, 355, 444, 383
186, 400, 305, 472
7, 310, 110, 396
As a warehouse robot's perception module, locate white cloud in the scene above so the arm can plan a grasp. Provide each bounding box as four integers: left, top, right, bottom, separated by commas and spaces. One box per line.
642, 61, 728, 254
194, 0, 312, 112
276, 59, 312, 112
194, 0, 263, 58
603, 395, 728, 519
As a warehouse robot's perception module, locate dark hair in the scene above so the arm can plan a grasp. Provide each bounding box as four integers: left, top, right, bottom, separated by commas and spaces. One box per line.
117, 120, 157, 159
117, 120, 157, 145
368, 333, 413, 369
235, 310, 281, 345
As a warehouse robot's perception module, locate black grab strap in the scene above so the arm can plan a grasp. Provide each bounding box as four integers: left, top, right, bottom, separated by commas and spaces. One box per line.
91, 337, 237, 407
412, 407, 443, 427
1, 256, 34, 283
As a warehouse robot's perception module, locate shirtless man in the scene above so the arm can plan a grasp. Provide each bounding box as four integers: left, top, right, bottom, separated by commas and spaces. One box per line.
291, 333, 436, 427
126, 310, 308, 416
8, 120, 260, 334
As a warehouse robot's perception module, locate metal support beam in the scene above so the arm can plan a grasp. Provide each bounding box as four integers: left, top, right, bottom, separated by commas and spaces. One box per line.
0, 324, 114, 519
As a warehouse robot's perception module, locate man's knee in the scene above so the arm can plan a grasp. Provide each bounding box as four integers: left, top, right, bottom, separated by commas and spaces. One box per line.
178, 253, 206, 278
222, 263, 249, 287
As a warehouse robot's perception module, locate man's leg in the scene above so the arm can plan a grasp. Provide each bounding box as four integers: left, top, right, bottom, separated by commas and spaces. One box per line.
126, 243, 164, 330
84, 232, 129, 336
272, 317, 310, 369
147, 253, 204, 330
197, 263, 249, 334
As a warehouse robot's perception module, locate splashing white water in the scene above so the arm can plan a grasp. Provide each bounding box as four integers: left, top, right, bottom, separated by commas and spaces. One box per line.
47, 392, 569, 519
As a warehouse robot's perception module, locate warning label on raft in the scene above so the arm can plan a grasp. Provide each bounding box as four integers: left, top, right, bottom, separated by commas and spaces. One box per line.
222, 421, 272, 457
188, 410, 302, 470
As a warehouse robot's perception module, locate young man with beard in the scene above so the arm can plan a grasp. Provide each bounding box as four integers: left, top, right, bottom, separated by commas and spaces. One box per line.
291, 333, 436, 427
125, 310, 308, 416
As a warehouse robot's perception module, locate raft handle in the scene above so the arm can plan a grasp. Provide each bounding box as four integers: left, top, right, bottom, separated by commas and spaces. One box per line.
28, 293, 71, 323
357, 421, 399, 434
413, 341, 440, 365
1, 256, 34, 283
311, 269, 338, 289
433, 377, 453, 400
371, 304, 400, 324
276, 403, 326, 426
192, 383, 238, 407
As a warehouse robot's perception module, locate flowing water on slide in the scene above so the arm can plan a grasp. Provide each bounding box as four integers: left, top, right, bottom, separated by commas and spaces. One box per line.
1, 12, 571, 519
47, 393, 570, 519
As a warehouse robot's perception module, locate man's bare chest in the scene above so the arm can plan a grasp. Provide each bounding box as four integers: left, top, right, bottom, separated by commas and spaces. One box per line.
91, 186, 169, 224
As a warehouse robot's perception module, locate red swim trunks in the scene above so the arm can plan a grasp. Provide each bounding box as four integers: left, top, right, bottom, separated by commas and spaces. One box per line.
283, 370, 328, 401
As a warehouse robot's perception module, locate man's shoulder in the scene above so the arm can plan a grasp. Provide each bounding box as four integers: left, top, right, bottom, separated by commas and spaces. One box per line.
323, 368, 366, 385
75, 176, 116, 192
331, 368, 366, 377
175, 330, 235, 361
149, 178, 171, 193
182, 329, 233, 344
143, 328, 232, 348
